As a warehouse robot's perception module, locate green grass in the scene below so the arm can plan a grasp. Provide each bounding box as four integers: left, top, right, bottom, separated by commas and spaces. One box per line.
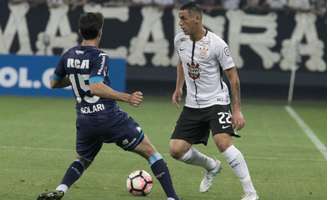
0, 96, 326, 200
292, 100, 326, 146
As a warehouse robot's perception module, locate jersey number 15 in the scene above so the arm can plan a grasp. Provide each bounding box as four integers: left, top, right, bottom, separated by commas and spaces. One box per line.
69, 74, 100, 104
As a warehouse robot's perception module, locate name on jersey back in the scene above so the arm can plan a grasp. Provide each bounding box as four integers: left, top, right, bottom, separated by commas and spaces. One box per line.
80, 103, 105, 114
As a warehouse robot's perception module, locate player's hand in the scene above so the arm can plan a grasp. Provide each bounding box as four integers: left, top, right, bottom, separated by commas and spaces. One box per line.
172, 88, 183, 108
128, 91, 143, 107
232, 110, 245, 131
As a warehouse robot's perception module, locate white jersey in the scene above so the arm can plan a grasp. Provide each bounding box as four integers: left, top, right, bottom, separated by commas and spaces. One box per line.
174, 30, 235, 108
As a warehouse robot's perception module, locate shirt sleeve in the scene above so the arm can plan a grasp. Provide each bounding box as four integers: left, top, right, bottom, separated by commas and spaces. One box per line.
52, 56, 67, 80
174, 33, 182, 58
216, 39, 235, 70
89, 52, 109, 83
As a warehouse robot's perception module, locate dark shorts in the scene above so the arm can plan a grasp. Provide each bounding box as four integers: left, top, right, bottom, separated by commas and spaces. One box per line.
171, 104, 238, 145
76, 109, 144, 161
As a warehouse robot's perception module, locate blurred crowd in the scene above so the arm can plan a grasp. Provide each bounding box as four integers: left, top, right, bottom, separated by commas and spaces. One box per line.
9, 0, 327, 15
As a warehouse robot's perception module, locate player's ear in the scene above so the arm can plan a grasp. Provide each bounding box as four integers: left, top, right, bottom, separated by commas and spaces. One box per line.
195, 14, 201, 23
78, 29, 82, 38
98, 29, 103, 39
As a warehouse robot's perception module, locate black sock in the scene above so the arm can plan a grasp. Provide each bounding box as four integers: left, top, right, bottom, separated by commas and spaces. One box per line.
151, 159, 179, 200
60, 160, 85, 188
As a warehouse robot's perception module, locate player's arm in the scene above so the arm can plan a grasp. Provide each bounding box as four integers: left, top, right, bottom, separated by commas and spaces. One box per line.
176, 60, 185, 91
89, 82, 143, 107
50, 75, 71, 88
50, 56, 70, 88
89, 53, 142, 107
172, 60, 185, 107
224, 67, 245, 130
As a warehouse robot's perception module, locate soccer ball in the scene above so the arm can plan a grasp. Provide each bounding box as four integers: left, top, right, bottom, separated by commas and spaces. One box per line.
126, 170, 153, 196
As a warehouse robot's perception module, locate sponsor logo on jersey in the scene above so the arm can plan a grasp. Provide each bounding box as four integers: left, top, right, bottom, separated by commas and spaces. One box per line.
67, 58, 90, 69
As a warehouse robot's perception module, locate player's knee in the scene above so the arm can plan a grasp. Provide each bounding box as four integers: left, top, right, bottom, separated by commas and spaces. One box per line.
217, 142, 230, 152
77, 156, 92, 169
137, 136, 157, 156
169, 147, 184, 160
138, 143, 156, 158
143, 146, 156, 158
214, 134, 232, 152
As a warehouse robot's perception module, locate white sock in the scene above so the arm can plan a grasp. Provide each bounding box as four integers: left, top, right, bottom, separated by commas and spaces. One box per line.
56, 184, 68, 193
179, 147, 217, 171
222, 145, 256, 194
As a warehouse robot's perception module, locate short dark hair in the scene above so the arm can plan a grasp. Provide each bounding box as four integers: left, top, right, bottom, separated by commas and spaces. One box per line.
79, 12, 104, 40
180, 2, 202, 15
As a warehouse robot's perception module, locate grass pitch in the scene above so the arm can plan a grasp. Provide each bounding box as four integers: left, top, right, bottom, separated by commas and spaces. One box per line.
0, 96, 326, 200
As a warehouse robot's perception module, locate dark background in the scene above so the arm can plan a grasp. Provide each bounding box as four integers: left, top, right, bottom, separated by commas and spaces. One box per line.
0, 1, 326, 100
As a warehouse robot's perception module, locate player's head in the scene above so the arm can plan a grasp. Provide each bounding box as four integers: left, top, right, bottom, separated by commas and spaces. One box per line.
179, 2, 203, 36
79, 12, 104, 41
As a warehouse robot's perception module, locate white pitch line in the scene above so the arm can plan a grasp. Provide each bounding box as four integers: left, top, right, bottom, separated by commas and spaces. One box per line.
285, 105, 327, 160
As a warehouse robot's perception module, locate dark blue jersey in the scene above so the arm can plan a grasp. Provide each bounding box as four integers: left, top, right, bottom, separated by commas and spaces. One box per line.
54, 45, 118, 115
53, 46, 144, 159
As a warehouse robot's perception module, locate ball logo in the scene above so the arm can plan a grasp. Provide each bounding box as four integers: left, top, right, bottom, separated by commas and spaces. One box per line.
187, 62, 200, 80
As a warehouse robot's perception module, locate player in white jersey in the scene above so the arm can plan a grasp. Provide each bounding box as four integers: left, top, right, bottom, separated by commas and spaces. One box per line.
169, 3, 259, 200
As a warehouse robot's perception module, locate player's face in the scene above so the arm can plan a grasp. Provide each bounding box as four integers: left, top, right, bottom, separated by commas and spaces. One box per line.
179, 10, 197, 35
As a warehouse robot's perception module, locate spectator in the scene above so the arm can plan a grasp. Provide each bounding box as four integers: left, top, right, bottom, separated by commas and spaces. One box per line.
154, 0, 174, 6
69, 0, 87, 9
193, 0, 221, 11
310, 0, 326, 15
132, 0, 152, 4
28, 0, 47, 7
247, 0, 260, 7
265, 0, 287, 10
47, 0, 67, 7
288, 0, 311, 11
243, 0, 270, 10
9, 0, 25, 4
221, 0, 240, 10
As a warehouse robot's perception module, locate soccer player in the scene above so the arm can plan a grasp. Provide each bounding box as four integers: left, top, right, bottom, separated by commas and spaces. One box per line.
36, 12, 180, 200
169, 3, 259, 200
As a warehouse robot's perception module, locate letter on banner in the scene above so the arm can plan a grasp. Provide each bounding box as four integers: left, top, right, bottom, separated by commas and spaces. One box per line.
36, 4, 78, 55
84, 4, 129, 58
0, 2, 32, 54
128, 7, 170, 66
281, 13, 326, 72
226, 10, 280, 69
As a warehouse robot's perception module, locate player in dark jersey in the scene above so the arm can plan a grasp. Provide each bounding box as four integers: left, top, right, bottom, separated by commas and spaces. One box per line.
36, 12, 180, 200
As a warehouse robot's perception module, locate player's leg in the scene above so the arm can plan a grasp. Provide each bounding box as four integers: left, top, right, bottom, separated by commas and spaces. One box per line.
132, 135, 180, 200
37, 120, 102, 200
169, 139, 219, 173
210, 105, 258, 199
37, 154, 98, 200
114, 117, 180, 200
169, 139, 221, 193
169, 106, 221, 192
213, 133, 258, 200
37, 155, 96, 200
